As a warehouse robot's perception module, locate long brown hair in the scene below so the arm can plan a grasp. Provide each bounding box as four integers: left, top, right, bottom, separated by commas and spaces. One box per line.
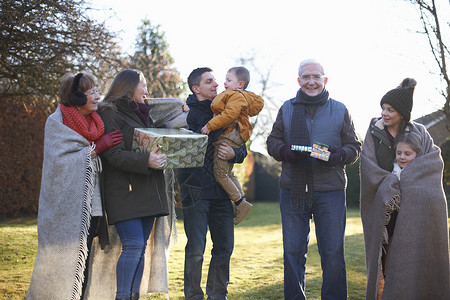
100, 69, 144, 110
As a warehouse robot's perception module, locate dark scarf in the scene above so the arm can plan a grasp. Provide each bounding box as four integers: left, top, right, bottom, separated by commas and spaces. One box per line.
186, 94, 219, 137
129, 100, 150, 127
290, 88, 329, 207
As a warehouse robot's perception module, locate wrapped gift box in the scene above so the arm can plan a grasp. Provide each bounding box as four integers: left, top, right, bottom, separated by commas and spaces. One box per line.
132, 128, 208, 169
291, 142, 330, 162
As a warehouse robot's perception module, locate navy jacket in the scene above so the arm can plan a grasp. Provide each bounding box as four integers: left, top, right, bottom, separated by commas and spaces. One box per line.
177, 94, 247, 202
267, 92, 361, 192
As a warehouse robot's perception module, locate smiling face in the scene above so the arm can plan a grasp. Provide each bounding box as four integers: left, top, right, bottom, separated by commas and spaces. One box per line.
297, 63, 328, 97
132, 76, 148, 103
381, 103, 403, 130
78, 86, 100, 116
396, 141, 418, 168
193, 71, 219, 101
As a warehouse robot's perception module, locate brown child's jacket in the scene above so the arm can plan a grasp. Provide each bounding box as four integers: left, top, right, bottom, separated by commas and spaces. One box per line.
206, 89, 264, 142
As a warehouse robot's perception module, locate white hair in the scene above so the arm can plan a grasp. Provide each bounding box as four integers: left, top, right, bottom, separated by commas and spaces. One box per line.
298, 59, 325, 76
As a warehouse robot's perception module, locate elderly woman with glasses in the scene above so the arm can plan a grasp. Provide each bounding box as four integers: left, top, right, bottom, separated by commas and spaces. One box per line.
27, 72, 123, 300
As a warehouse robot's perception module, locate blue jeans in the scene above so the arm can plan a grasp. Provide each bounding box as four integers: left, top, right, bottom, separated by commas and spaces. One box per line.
280, 189, 347, 300
114, 216, 155, 298
182, 197, 234, 300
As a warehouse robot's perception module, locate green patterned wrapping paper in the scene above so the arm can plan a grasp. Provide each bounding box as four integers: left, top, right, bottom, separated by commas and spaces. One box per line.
132, 128, 208, 169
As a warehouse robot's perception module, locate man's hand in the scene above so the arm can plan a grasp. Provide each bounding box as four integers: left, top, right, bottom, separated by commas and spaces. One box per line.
324, 146, 346, 167
279, 144, 296, 163
217, 142, 235, 160
280, 144, 309, 163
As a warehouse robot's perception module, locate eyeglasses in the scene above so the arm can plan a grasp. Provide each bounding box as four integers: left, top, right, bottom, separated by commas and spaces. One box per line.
300, 74, 325, 81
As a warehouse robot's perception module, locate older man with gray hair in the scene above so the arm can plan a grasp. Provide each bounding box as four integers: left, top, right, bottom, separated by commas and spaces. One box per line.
266, 59, 361, 299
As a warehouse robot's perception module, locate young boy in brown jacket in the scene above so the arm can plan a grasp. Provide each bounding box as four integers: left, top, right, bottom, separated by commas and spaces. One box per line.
201, 66, 264, 224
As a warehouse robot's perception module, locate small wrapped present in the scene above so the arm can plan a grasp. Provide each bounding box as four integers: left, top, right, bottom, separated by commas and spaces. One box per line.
291, 142, 331, 162
132, 128, 208, 169
291, 145, 312, 152
310, 142, 330, 161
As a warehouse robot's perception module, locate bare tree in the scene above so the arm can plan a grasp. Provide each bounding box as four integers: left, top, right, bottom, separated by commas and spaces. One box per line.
0, 0, 124, 110
236, 51, 281, 146
408, 0, 450, 129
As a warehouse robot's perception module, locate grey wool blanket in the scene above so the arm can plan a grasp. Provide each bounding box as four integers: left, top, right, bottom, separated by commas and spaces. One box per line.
28, 99, 186, 299
84, 98, 186, 299
27, 107, 97, 300
360, 121, 450, 300
88, 170, 178, 298
148, 97, 188, 129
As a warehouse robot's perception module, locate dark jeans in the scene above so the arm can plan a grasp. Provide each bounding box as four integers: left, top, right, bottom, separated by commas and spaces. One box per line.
182, 197, 234, 300
280, 189, 347, 300
114, 216, 155, 298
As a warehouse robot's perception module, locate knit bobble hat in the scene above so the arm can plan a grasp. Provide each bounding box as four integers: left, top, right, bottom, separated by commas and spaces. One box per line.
380, 78, 417, 122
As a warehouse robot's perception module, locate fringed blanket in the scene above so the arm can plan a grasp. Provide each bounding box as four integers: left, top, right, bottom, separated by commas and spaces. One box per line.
27, 107, 96, 300
145, 98, 186, 294
360, 122, 450, 299
84, 172, 177, 299
84, 98, 186, 299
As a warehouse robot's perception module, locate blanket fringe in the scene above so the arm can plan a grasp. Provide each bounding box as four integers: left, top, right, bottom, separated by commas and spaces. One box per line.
71, 147, 96, 300
376, 192, 400, 299
381, 192, 400, 245
165, 169, 177, 244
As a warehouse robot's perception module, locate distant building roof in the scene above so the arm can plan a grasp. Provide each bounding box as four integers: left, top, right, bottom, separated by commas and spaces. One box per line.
414, 110, 449, 145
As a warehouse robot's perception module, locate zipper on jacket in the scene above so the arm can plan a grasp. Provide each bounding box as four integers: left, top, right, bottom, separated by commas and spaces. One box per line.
128, 174, 133, 192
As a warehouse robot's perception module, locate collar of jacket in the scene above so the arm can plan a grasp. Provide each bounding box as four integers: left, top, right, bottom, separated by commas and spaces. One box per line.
115, 97, 149, 127
370, 117, 412, 147
373, 118, 385, 130
372, 117, 412, 132
186, 93, 212, 107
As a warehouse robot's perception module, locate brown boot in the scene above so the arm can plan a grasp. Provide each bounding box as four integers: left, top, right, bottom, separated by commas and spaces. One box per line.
234, 198, 252, 225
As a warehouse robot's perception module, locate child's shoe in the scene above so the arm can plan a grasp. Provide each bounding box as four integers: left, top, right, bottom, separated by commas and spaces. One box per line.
234, 198, 252, 225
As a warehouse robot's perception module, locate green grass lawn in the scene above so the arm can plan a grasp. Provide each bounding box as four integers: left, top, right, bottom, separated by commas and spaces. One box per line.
1, 204, 367, 299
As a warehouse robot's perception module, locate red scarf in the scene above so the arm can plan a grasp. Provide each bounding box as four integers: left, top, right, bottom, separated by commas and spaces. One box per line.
60, 104, 105, 143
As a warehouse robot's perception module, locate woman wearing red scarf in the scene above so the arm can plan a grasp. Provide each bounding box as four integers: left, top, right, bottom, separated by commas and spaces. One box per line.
27, 72, 122, 300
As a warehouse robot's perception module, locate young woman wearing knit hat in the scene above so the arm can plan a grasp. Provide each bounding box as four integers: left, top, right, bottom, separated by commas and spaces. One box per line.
360, 78, 450, 299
